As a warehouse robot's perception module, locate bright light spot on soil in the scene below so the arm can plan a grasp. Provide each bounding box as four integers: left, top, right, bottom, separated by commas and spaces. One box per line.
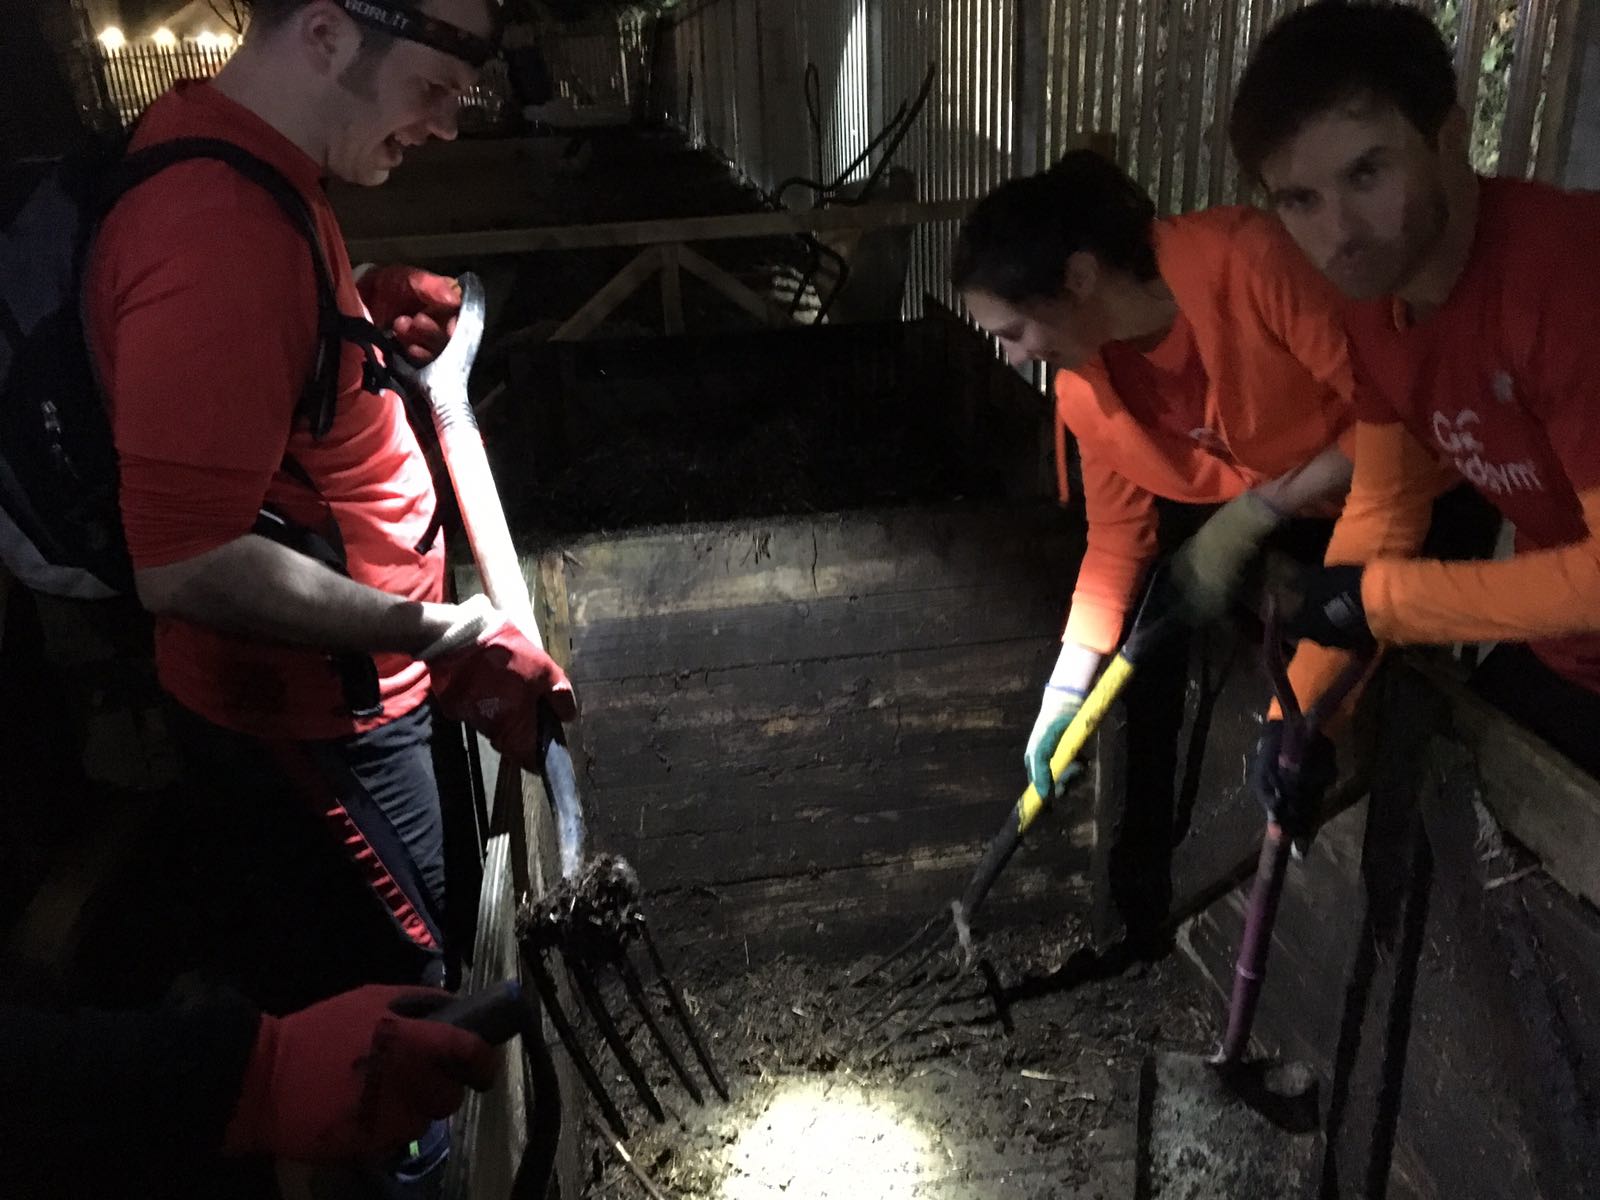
98, 26, 126, 50
153, 27, 177, 46
718, 1080, 938, 1198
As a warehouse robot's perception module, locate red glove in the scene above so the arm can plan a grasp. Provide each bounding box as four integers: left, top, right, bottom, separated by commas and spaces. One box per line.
424, 601, 578, 770
357, 265, 462, 364
222, 984, 498, 1163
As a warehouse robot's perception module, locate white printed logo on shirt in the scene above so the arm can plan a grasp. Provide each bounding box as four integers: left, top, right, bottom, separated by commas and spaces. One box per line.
1430, 408, 1544, 495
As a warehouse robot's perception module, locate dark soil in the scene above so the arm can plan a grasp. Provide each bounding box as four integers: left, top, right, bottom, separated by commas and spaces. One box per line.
569, 916, 1216, 1199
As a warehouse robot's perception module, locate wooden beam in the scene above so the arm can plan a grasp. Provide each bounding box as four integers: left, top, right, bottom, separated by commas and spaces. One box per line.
675, 242, 793, 328
346, 198, 978, 263
659, 242, 685, 335
549, 245, 663, 342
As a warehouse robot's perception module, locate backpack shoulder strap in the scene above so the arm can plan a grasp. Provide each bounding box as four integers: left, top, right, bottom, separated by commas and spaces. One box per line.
103, 138, 346, 437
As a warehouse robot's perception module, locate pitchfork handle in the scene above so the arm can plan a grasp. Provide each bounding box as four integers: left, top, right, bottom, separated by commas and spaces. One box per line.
426, 979, 527, 1045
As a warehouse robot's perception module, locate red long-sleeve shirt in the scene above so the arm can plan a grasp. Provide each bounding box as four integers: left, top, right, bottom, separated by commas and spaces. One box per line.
1285, 176, 1600, 710
85, 82, 444, 738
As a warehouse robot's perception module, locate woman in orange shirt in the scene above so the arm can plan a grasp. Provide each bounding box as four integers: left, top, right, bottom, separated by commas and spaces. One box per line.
952, 151, 1359, 801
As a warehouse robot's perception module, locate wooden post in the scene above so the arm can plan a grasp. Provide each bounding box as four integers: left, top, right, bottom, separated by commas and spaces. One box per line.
659, 242, 686, 334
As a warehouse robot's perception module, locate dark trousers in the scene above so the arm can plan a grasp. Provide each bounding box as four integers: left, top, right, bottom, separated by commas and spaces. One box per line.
167, 703, 451, 1012
1471, 643, 1600, 780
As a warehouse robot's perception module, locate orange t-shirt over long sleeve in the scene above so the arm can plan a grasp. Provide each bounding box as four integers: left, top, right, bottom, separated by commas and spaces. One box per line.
1054, 206, 1358, 653
1284, 176, 1600, 711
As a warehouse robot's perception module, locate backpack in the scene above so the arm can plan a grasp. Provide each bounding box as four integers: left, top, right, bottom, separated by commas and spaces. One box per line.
0, 136, 385, 601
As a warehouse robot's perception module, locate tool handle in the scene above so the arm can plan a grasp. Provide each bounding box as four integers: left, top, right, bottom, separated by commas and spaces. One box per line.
426, 979, 526, 1045
420, 276, 539, 635
1020, 651, 1136, 833
539, 711, 587, 880
419, 274, 588, 877
1213, 823, 1293, 1065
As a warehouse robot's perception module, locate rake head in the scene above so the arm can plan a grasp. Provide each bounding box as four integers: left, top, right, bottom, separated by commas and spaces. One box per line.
832, 898, 995, 1064
516, 854, 729, 1140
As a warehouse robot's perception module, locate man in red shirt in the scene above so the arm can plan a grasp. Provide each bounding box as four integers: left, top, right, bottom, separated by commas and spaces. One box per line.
1230, 1, 1600, 783
86, 0, 573, 1014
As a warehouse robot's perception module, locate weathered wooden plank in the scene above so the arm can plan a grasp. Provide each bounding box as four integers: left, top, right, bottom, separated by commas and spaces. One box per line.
610, 797, 1095, 890
644, 851, 1094, 965
1408, 658, 1600, 908
572, 583, 1069, 680
573, 634, 1050, 726
588, 746, 1056, 841
549, 504, 1082, 627
345, 197, 979, 263
578, 674, 1038, 789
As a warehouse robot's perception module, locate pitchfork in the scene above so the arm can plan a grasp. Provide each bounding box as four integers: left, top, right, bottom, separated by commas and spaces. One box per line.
1209, 599, 1372, 1065
409, 273, 728, 1140
839, 565, 1182, 1062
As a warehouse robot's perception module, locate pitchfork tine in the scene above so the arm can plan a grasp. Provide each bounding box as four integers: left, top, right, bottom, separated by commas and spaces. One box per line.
614, 948, 706, 1105
847, 930, 952, 1019
639, 918, 730, 1101
521, 946, 631, 1141
843, 912, 944, 989
862, 968, 974, 1064
571, 959, 667, 1124
847, 950, 963, 1049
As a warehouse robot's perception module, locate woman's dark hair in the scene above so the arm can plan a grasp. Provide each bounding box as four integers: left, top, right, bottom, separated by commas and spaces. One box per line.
950, 150, 1159, 304
1230, 1, 1459, 184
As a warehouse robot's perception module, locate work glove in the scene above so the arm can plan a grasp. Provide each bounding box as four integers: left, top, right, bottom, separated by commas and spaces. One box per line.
1281, 564, 1372, 650
1248, 720, 1338, 837
423, 595, 578, 771
357, 265, 462, 364
1171, 492, 1283, 626
222, 984, 498, 1163
1025, 684, 1087, 801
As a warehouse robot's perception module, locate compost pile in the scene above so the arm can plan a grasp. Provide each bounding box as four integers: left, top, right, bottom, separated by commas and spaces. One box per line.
575, 919, 1213, 1199
519, 854, 643, 954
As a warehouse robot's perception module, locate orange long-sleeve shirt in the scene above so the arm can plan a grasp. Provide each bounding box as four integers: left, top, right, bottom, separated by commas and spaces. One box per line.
1055, 206, 1357, 652
1286, 176, 1600, 709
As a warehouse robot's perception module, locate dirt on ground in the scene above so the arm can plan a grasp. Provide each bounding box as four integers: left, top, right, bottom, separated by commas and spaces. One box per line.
566, 917, 1216, 1199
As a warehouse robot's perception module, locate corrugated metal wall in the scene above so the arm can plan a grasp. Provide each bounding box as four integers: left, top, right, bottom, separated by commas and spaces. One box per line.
654, 0, 1586, 316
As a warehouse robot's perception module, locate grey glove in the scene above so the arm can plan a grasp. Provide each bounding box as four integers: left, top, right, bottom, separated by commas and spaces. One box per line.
1171, 491, 1283, 625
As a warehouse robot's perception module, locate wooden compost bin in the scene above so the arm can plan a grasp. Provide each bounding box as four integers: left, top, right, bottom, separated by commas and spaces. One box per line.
1088, 614, 1600, 1200
500, 311, 1092, 960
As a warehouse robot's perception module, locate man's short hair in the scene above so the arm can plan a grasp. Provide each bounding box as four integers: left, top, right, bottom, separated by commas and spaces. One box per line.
950, 150, 1159, 304
1230, 1, 1459, 184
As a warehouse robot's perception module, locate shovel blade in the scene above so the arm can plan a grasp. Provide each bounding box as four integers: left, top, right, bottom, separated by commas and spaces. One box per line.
1138, 1052, 1322, 1200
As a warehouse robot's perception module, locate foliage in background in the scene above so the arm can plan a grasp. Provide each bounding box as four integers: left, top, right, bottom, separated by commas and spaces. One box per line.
1434, 0, 1524, 172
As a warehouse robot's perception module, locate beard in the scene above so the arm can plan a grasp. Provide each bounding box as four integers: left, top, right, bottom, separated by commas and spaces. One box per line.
1325, 177, 1450, 301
